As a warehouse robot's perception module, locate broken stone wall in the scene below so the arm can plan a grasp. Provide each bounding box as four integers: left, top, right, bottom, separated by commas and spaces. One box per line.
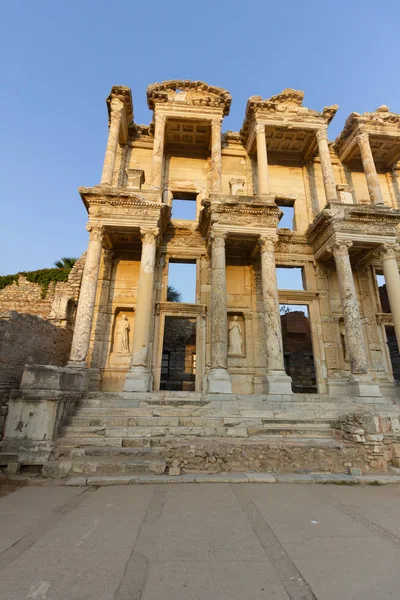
0, 311, 73, 438
0, 255, 85, 319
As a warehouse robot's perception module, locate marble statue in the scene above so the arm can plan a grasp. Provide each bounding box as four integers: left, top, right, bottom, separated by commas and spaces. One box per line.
229, 316, 243, 355
115, 314, 130, 353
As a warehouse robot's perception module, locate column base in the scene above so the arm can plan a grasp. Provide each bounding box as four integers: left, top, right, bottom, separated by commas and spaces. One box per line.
327, 374, 382, 398
123, 366, 153, 392
263, 371, 293, 394
207, 368, 233, 394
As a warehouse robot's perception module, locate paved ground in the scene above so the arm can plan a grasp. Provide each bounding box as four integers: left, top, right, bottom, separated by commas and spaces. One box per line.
1, 482, 400, 599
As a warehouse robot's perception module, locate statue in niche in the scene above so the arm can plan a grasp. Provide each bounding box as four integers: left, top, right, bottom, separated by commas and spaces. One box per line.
229, 316, 243, 355
115, 314, 130, 353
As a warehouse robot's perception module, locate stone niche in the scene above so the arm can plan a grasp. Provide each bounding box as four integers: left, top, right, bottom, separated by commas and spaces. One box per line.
228, 312, 246, 358
108, 308, 135, 366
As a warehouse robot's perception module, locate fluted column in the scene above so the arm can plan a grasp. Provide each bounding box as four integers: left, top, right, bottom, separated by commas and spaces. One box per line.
100, 97, 124, 186
124, 228, 159, 392
255, 122, 269, 195
356, 131, 384, 205
259, 236, 292, 394
211, 118, 222, 193
328, 241, 368, 374
208, 230, 232, 393
150, 114, 166, 189
69, 224, 105, 365
378, 244, 400, 352
316, 126, 338, 203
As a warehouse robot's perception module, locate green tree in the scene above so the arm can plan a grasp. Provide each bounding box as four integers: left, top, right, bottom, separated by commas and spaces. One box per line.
54, 257, 77, 269
167, 285, 182, 302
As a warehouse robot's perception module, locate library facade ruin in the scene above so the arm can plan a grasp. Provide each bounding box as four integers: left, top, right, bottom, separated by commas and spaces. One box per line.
2, 80, 400, 476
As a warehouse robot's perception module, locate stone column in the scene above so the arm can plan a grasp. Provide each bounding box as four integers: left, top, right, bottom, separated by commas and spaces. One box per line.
328, 241, 369, 374
378, 244, 400, 352
316, 126, 338, 203
124, 228, 159, 392
69, 224, 105, 365
255, 123, 269, 195
150, 114, 166, 189
208, 231, 232, 393
211, 118, 222, 193
356, 131, 384, 205
100, 97, 124, 186
259, 236, 292, 394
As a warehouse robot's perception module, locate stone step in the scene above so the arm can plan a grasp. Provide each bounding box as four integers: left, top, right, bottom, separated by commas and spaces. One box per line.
43, 456, 167, 478
58, 446, 166, 459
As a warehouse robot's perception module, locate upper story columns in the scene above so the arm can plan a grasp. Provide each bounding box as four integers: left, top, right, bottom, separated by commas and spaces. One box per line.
150, 114, 166, 189
100, 86, 133, 186
376, 244, 400, 352
211, 118, 223, 193
316, 126, 338, 203
356, 131, 384, 205
255, 122, 269, 195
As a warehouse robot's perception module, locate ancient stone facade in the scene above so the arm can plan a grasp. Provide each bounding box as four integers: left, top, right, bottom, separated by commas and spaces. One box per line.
65, 81, 400, 399
3, 80, 400, 476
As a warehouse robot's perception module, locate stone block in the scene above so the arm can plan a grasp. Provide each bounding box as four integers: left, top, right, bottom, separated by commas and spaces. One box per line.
6, 462, 21, 475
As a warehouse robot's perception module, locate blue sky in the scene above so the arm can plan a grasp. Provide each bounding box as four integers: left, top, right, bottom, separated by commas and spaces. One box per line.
1, 0, 399, 291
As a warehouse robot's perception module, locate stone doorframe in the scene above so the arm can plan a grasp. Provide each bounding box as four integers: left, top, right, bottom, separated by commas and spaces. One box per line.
152, 302, 207, 392
277, 290, 327, 394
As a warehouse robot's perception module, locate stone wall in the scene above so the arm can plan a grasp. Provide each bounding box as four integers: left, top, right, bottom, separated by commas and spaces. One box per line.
0, 255, 85, 319
0, 311, 73, 438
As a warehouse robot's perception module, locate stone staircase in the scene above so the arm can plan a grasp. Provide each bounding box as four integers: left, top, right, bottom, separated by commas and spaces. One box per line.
42, 391, 400, 478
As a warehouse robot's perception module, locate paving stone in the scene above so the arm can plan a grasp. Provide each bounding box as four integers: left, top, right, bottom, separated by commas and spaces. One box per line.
64, 476, 87, 486
193, 473, 249, 483
276, 474, 315, 483
86, 475, 138, 486
246, 472, 277, 483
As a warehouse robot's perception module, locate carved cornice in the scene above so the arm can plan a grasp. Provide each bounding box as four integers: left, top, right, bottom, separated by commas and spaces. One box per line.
334, 106, 400, 156
146, 80, 231, 116
240, 88, 338, 143
106, 86, 133, 127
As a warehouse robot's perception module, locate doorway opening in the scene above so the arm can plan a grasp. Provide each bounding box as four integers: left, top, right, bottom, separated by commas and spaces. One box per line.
280, 304, 317, 393
160, 316, 196, 391
385, 326, 400, 382
276, 266, 304, 290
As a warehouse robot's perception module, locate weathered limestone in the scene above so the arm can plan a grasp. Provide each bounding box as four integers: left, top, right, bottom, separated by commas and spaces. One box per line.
316, 126, 338, 203
68, 224, 104, 366
328, 241, 380, 397
378, 244, 400, 352
208, 231, 232, 393
356, 131, 384, 205
259, 236, 292, 394
255, 122, 269, 195
124, 228, 159, 392
211, 118, 222, 193
150, 113, 166, 188
100, 97, 125, 186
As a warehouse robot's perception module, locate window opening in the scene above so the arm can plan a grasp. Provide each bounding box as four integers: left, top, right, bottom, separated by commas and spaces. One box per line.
168, 260, 196, 303
171, 192, 197, 220
276, 266, 304, 290
376, 273, 390, 312
280, 304, 317, 393
277, 204, 295, 229
160, 316, 196, 391
385, 326, 400, 382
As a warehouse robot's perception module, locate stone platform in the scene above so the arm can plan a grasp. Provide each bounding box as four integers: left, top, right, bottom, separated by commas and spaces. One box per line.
39, 391, 400, 478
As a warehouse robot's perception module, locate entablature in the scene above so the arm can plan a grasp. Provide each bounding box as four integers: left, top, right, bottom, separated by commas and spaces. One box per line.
334, 106, 400, 168
147, 80, 231, 116
240, 88, 338, 160
307, 202, 400, 260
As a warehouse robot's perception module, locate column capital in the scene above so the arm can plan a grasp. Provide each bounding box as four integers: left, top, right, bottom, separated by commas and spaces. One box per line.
140, 227, 159, 245
316, 126, 328, 142
255, 122, 266, 135
86, 223, 105, 242
209, 229, 228, 246
356, 130, 369, 145
327, 240, 353, 257
154, 113, 166, 126
211, 117, 222, 128
376, 243, 399, 261
109, 96, 125, 116
258, 235, 277, 254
